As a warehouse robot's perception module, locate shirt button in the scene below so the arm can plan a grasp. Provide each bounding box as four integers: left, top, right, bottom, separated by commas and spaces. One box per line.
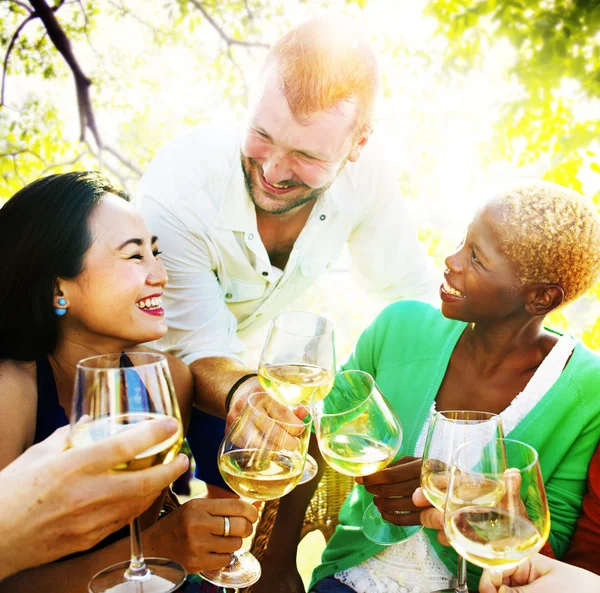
262, 271, 268, 276
247, 233, 254, 240
225, 293, 232, 299
319, 214, 326, 221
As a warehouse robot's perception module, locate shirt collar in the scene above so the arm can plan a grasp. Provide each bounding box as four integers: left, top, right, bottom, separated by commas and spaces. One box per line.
214, 142, 257, 233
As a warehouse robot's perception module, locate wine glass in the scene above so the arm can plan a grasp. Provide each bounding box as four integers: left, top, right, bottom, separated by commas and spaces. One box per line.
70, 352, 185, 593
258, 310, 335, 483
199, 391, 312, 589
445, 439, 550, 584
312, 370, 407, 544
421, 411, 505, 592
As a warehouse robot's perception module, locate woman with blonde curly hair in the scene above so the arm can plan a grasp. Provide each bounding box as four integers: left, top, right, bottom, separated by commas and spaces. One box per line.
259, 181, 600, 593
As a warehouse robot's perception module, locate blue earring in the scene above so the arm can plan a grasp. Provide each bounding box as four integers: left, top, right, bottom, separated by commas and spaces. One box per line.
55, 298, 67, 317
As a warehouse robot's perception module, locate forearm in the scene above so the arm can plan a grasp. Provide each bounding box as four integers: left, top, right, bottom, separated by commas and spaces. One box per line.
190, 356, 256, 417
0, 492, 165, 591
0, 534, 132, 593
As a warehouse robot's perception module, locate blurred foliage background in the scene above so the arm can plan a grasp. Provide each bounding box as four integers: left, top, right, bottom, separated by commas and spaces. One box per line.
1, 0, 600, 359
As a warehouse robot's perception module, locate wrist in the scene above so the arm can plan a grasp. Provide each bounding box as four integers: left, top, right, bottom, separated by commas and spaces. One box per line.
225, 373, 258, 415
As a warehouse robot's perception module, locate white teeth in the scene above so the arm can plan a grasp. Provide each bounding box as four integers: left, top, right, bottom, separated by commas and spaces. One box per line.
444, 281, 463, 297
136, 296, 162, 310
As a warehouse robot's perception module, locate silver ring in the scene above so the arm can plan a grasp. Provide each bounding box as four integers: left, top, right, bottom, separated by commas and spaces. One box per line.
223, 516, 231, 537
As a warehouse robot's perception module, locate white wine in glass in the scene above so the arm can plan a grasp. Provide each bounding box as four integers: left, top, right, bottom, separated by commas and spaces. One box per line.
71, 412, 183, 471
258, 311, 335, 483
258, 362, 334, 408
200, 391, 312, 589
445, 439, 550, 574
70, 352, 185, 593
420, 410, 504, 593
313, 370, 410, 545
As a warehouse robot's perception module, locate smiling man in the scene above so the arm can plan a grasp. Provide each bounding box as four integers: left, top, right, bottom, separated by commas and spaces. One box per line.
137, 16, 438, 496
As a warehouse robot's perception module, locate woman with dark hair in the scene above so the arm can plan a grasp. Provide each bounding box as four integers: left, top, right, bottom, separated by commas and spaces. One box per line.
0, 172, 258, 592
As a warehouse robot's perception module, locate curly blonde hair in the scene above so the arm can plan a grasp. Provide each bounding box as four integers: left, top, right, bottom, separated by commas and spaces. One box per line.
492, 181, 600, 304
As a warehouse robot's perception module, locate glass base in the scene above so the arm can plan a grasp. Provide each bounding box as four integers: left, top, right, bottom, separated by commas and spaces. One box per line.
89, 558, 186, 593
199, 548, 261, 588
362, 502, 423, 545
430, 589, 472, 593
298, 453, 319, 485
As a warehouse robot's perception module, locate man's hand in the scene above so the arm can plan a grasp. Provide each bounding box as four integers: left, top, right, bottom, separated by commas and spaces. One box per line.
0, 419, 188, 580
356, 456, 423, 525
479, 554, 600, 593
227, 377, 309, 431
143, 498, 259, 572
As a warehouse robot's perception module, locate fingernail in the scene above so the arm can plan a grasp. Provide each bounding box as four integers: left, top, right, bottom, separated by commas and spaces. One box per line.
177, 453, 190, 469
163, 417, 179, 432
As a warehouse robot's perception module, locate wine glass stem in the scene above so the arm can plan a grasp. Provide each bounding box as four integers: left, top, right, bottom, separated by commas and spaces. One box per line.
125, 517, 150, 580
456, 555, 468, 592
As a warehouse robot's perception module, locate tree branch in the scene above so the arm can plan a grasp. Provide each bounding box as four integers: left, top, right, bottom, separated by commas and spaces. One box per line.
106, 0, 168, 39
4, 0, 33, 14
227, 45, 248, 104
103, 144, 143, 176
188, 0, 269, 49
28, 0, 102, 146
85, 139, 131, 192
1, 12, 37, 106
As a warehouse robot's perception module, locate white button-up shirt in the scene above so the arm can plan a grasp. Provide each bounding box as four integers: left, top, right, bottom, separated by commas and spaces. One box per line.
136, 124, 439, 365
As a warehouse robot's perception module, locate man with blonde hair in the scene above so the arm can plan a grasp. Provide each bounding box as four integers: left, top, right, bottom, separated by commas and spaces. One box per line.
137, 16, 438, 496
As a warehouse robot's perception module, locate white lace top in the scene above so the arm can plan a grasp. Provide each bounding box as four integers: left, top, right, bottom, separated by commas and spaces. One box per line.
334, 334, 576, 593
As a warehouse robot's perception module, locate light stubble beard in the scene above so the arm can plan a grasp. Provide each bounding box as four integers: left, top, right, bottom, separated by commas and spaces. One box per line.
240, 151, 344, 215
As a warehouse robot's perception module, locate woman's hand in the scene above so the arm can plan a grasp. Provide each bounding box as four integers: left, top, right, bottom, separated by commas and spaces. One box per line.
143, 498, 259, 572
357, 456, 423, 525
412, 487, 450, 545
478, 554, 600, 593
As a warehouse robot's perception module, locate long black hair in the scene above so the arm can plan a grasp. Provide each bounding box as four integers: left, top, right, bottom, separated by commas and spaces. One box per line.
0, 171, 128, 361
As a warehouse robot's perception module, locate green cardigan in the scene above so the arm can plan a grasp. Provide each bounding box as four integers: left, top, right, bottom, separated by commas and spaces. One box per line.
310, 301, 600, 591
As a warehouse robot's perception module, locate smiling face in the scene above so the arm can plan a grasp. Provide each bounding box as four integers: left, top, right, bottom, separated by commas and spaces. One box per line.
440, 204, 525, 323
241, 63, 370, 214
56, 194, 168, 346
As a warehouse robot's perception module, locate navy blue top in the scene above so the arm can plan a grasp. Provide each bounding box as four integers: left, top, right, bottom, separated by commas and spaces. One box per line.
34, 357, 130, 556
34, 357, 69, 444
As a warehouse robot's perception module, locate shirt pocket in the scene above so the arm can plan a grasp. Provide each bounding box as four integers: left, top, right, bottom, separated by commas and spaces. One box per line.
223, 278, 267, 303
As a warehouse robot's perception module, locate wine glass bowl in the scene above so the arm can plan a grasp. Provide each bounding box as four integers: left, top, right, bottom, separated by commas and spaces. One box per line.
314, 370, 401, 476
258, 311, 335, 408
445, 439, 550, 573
258, 311, 335, 485
421, 411, 505, 512
200, 391, 312, 589
70, 352, 185, 593
218, 392, 311, 501
313, 370, 409, 545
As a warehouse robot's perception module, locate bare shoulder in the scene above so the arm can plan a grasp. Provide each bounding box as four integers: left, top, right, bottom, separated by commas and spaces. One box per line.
0, 360, 38, 468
